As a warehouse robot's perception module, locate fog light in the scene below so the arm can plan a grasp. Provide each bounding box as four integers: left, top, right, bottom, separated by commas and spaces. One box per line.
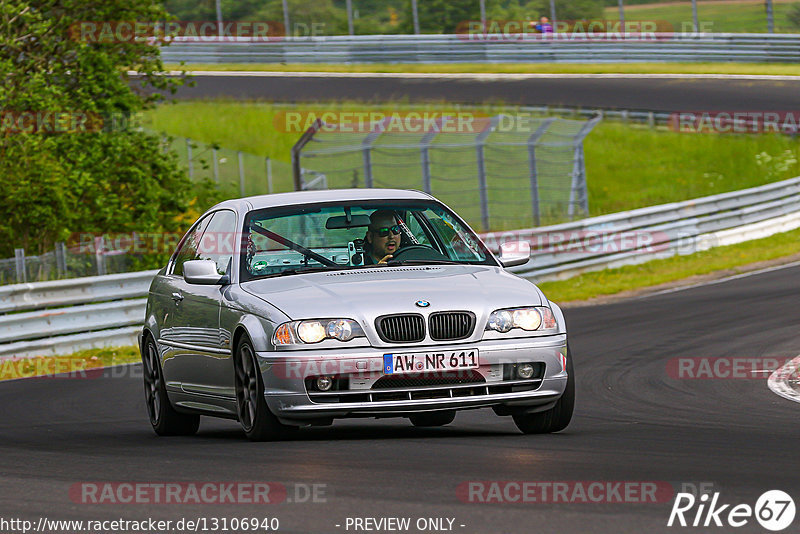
316, 376, 334, 391
517, 363, 535, 379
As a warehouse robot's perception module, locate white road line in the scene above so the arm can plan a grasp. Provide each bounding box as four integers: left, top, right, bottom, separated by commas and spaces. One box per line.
768, 354, 800, 404
637, 259, 800, 300
146, 70, 800, 81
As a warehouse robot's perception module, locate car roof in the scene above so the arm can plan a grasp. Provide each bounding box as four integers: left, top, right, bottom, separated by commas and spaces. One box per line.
209, 188, 436, 213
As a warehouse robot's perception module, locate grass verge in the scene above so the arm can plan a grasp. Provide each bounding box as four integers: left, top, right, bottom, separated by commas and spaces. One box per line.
163, 62, 800, 76
539, 226, 800, 303
0, 346, 140, 381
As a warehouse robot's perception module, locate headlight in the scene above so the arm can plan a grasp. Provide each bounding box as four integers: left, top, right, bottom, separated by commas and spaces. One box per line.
273, 319, 364, 346
486, 307, 558, 333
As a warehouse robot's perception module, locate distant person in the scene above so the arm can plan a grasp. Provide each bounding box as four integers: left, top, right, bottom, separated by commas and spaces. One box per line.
535, 16, 553, 33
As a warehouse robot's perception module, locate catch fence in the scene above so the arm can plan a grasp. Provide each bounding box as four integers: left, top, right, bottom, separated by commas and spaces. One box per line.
292, 114, 600, 231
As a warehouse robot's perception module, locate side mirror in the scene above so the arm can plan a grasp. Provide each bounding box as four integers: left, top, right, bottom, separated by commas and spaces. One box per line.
499, 241, 531, 268
183, 259, 228, 285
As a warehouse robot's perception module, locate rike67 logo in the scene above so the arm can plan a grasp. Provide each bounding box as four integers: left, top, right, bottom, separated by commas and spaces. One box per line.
668, 490, 795, 531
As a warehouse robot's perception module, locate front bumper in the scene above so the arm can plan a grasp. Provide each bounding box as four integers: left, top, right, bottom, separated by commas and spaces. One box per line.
256, 334, 568, 422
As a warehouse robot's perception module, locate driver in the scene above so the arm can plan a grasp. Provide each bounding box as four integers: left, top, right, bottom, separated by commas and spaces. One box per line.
364, 210, 403, 265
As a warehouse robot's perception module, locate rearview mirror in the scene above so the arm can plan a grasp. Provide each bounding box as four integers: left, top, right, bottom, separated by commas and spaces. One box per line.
183, 259, 228, 285
499, 241, 531, 268
325, 214, 371, 229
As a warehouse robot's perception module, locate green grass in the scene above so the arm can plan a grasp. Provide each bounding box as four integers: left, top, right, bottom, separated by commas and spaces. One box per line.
603, 0, 798, 34
0, 346, 140, 381
165, 62, 800, 75
585, 122, 800, 215
146, 100, 800, 220
539, 225, 800, 303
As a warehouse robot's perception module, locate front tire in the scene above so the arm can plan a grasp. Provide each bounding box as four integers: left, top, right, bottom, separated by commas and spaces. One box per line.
234, 336, 297, 441
409, 411, 456, 427
142, 336, 200, 436
512, 345, 575, 434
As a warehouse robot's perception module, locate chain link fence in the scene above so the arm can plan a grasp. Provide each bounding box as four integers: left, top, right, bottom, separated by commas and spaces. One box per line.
293, 114, 600, 231
0, 241, 136, 285
161, 135, 296, 197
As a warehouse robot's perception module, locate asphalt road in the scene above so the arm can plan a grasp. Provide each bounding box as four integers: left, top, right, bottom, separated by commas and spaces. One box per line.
1, 263, 799, 533
166, 72, 800, 112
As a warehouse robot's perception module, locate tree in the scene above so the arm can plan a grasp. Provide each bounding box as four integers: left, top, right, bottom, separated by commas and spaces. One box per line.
0, 0, 195, 261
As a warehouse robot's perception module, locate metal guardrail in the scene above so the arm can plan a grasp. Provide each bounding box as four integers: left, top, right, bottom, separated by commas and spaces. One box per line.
2, 176, 800, 357
493, 176, 800, 279
161, 33, 800, 64
0, 270, 158, 314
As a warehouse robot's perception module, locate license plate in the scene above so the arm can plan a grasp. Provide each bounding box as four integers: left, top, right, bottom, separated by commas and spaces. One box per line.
383, 349, 479, 375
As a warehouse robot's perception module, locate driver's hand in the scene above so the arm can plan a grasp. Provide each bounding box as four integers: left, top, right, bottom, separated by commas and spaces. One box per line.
377, 254, 393, 264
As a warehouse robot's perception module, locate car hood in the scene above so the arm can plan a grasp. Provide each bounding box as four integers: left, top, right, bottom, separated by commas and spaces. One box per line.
240, 265, 544, 321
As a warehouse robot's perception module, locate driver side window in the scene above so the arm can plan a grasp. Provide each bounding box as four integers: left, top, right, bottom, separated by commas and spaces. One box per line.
172, 215, 212, 276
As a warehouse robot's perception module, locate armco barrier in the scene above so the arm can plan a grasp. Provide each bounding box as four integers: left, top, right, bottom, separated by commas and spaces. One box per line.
1, 176, 799, 358
160, 33, 800, 64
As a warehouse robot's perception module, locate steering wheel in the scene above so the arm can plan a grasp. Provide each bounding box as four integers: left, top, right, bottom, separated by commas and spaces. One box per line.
388, 244, 448, 262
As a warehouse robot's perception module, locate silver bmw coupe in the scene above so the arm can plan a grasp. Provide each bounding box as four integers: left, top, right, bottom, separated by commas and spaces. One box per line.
139, 189, 573, 440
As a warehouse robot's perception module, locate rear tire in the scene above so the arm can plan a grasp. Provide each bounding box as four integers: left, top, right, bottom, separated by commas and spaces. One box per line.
409, 411, 456, 427
234, 336, 297, 441
141, 336, 200, 436
512, 345, 575, 434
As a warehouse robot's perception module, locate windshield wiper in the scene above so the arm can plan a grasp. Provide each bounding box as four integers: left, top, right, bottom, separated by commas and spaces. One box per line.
386, 259, 463, 266
261, 266, 344, 278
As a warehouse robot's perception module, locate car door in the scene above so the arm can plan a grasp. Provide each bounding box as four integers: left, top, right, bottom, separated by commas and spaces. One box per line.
161, 210, 235, 399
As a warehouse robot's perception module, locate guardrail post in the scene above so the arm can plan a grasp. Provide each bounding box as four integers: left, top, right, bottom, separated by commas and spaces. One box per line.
238, 151, 245, 196
527, 118, 556, 227
95, 236, 106, 276
266, 157, 273, 194
186, 138, 194, 179
766, 0, 774, 33
14, 248, 26, 283
55, 242, 67, 278
346, 0, 354, 35
282, 0, 290, 36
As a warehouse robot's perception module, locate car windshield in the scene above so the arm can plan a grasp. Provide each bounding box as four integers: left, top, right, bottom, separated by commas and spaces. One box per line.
240, 200, 496, 280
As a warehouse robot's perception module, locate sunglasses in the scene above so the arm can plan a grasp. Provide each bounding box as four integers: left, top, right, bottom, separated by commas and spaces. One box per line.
373, 225, 401, 237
